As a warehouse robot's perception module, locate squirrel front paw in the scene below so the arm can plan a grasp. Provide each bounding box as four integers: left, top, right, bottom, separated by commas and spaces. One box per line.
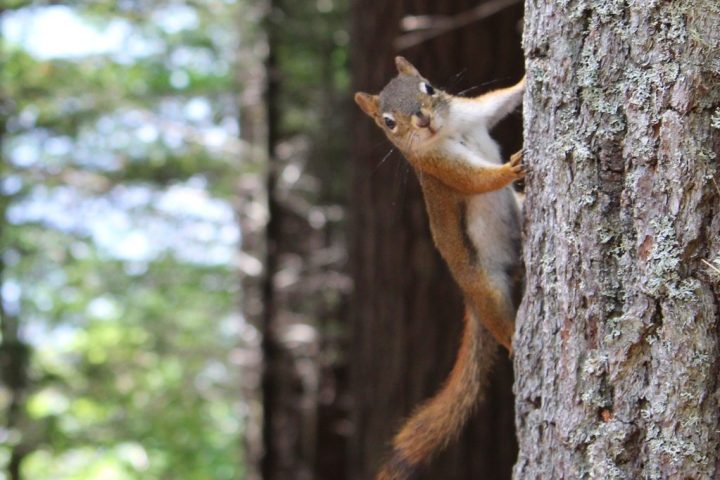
506, 150, 525, 180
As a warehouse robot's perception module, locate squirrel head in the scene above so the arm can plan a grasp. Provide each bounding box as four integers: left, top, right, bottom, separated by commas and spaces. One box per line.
355, 56, 450, 156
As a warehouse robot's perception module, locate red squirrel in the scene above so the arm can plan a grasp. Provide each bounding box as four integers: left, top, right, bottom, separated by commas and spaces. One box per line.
355, 57, 525, 480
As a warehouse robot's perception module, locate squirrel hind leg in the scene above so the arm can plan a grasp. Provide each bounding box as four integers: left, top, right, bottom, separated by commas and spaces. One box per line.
466, 268, 521, 352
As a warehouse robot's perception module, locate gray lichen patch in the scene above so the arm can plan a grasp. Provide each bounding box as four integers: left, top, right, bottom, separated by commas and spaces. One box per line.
642, 217, 682, 297
711, 108, 720, 130
586, 419, 637, 480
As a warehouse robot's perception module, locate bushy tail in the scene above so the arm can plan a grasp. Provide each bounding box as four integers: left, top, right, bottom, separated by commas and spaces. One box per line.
376, 308, 498, 480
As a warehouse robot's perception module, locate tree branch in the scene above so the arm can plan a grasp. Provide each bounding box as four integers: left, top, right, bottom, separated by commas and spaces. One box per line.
394, 0, 522, 51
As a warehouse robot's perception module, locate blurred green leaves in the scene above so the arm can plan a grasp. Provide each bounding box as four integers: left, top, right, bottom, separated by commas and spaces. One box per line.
1, 2, 249, 479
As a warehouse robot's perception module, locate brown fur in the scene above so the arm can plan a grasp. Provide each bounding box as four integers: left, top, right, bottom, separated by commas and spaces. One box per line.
410, 150, 523, 197
376, 309, 498, 480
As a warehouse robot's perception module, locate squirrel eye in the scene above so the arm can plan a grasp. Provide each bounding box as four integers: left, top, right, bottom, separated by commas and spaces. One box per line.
383, 114, 397, 130
420, 82, 435, 95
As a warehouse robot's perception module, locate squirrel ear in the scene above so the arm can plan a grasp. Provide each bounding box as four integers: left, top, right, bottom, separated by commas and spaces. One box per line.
354, 92, 380, 117
395, 56, 420, 76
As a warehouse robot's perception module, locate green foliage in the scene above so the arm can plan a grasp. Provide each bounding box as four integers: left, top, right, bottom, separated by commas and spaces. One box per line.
1, 2, 250, 478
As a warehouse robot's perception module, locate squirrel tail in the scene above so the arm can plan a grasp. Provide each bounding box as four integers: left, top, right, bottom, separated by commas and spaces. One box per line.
376, 307, 498, 480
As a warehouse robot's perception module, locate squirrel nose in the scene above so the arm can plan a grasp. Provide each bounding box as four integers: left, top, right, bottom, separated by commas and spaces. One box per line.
415, 112, 431, 128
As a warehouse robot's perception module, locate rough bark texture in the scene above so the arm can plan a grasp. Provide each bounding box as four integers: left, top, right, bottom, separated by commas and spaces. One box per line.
515, 1, 720, 478
350, 1, 524, 478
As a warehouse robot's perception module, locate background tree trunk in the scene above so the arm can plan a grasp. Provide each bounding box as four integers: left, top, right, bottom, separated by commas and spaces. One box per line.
235, 3, 267, 479
261, 2, 300, 479
515, 1, 720, 478
255, 1, 353, 478
349, 1, 524, 478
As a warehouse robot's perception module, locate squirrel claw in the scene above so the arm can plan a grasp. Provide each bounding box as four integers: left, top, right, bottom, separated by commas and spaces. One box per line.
507, 150, 525, 180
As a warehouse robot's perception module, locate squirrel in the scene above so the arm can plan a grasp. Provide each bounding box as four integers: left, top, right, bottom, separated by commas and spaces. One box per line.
354, 56, 525, 480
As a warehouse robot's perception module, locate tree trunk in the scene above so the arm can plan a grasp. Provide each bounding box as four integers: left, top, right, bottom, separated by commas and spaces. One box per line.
261, 1, 290, 478
235, 3, 267, 479
349, 1, 524, 478
515, 1, 720, 478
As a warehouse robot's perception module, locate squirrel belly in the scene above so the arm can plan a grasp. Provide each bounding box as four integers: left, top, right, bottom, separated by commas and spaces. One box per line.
413, 130, 523, 349
419, 175, 521, 350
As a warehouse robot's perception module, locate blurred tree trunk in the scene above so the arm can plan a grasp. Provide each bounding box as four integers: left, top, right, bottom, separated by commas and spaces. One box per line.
234, 3, 266, 480
349, 1, 523, 479
260, 0, 287, 478
256, 1, 352, 478
515, 1, 720, 478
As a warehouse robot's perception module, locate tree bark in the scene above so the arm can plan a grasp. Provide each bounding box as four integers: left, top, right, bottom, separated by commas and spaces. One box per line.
515, 1, 720, 478
350, 1, 524, 478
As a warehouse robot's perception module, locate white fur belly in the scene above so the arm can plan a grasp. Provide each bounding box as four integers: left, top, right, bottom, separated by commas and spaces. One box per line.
466, 187, 520, 273
464, 128, 503, 164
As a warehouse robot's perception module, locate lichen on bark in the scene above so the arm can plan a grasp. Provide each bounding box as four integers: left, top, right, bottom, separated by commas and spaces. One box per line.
514, 0, 720, 478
